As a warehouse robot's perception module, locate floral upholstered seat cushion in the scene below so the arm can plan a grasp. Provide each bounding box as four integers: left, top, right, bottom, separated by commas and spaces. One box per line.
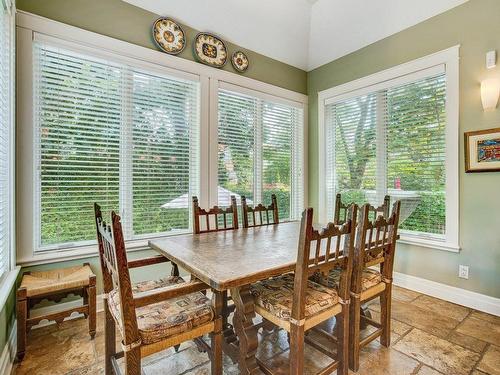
250, 273, 339, 321
108, 287, 214, 345
131, 275, 185, 294
327, 268, 382, 292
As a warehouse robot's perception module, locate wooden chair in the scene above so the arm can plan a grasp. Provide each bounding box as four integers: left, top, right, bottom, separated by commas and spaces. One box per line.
347, 201, 401, 371
192, 195, 239, 340
334, 193, 390, 225
95, 207, 223, 375
193, 195, 239, 233
250, 206, 357, 375
16, 264, 96, 361
241, 194, 279, 228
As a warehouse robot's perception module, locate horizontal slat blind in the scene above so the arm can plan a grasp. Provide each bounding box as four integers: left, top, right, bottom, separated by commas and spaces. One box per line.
386, 74, 446, 236
325, 72, 446, 238
35, 44, 122, 250
131, 69, 199, 238
0, 1, 12, 275
34, 41, 200, 251
218, 88, 304, 220
218, 89, 257, 205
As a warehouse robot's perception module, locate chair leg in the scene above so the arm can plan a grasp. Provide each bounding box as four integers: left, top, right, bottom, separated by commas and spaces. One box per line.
104, 303, 116, 375
380, 285, 392, 347
289, 323, 305, 375
336, 303, 350, 375
349, 295, 361, 371
88, 276, 97, 339
16, 288, 27, 361
124, 347, 141, 375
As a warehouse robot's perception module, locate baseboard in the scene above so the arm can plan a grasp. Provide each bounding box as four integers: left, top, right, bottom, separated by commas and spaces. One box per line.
393, 272, 500, 317
29, 294, 105, 329
0, 321, 16, 375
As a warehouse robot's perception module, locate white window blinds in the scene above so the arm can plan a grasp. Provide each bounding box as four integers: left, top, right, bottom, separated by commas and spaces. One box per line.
218, 88, 304, 220
34, 41, 200, 251
0, 0, 13, 276
325, 73, 447, 239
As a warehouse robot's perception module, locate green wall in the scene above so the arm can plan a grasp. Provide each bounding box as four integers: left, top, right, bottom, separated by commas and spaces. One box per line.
16, 0, 307, 94
308, 0, 500, 298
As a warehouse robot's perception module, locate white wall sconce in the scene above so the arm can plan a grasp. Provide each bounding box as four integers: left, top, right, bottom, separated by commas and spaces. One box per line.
481, 50, 498, 111
481, 78, 499, 111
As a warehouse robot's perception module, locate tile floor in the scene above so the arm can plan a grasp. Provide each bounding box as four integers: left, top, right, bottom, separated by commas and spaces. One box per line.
13, 286, 500, 375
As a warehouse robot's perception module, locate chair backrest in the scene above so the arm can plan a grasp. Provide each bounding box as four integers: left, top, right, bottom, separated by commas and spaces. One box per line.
94, 203, 139, 344
291, 206, 357, 322
352, 201, 401, 293
241, 194, 279, 228
334, 193, 390, 225
192, 195, 239, 234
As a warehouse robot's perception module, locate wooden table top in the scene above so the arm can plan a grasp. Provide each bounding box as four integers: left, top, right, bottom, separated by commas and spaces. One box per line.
149, 221, 302, 291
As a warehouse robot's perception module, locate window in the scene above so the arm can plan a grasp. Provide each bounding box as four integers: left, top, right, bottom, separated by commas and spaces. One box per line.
34, 42, 200, 252
218, 87, 305, 220
0, 0, 14, 278
18, 15, 307, 263
319, 48, 459, 251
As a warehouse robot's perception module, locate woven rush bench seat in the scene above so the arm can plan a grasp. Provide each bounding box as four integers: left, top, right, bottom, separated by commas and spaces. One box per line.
20, 265, 95, 297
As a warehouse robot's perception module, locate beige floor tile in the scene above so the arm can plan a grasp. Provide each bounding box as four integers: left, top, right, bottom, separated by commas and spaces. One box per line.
456, 315, 500, 345
15, 318, 96, 375
470, 311, 500, 325
447, 331, 488, 353
143, 345, 210, 375
417, 365, 443, 374
392, 286, 421, 302
263, 344, 333, 374
372, 299, 461, 338
355, 341, 420, 375
394, 328, 480, 375
368, 309, 413, 336
411, 295, 470, 322
477, 345, 500, 375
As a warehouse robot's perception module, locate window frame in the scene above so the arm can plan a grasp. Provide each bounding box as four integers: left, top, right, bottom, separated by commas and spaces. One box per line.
318, 46, 460, 252
16, 11, 308, 265
0, 0, 20, 310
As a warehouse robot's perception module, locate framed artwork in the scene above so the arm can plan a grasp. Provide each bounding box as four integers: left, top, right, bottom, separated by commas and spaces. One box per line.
152, 18, 186, 55
193, 32, 227, 68
465, 127, 500, 172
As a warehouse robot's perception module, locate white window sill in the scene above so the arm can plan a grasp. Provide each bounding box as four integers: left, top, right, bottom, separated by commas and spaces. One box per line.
398, 235, 460, 253
0, 266, 21, 310
17, 231, 192, 266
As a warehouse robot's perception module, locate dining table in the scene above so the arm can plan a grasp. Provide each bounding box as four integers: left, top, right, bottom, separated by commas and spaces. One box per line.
149, 220, 303, 375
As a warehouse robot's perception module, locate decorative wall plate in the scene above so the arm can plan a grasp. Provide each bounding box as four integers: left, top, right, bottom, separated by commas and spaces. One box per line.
193, 33, 227, 68
231, 51, 249, 73
152, 17, 186, 55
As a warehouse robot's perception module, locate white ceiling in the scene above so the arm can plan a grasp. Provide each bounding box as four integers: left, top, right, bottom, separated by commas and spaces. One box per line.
124, 0, 469, 71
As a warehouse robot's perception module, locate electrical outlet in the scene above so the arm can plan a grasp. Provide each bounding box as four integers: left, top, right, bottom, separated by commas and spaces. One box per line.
459, 265, 469, 279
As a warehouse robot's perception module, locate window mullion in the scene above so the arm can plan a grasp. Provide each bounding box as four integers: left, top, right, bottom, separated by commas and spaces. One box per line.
376, 90, 388, 205
120, 67, 134, 240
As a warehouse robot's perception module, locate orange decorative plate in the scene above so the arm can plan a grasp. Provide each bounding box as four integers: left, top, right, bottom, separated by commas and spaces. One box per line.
193, 33, 227, 68
231, 51, 249, 73
153, 18, 186, 55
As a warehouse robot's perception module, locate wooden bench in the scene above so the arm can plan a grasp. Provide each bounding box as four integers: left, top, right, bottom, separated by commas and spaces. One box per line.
16, 263, 96, 361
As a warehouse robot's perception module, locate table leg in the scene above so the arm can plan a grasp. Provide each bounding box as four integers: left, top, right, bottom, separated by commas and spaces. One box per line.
230, 285, 260, 375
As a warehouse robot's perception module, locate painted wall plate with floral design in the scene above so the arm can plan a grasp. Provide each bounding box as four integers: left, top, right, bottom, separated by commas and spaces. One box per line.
231, 51, 249, 73
193, 33, 227, 68
152, 17, 186, 55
